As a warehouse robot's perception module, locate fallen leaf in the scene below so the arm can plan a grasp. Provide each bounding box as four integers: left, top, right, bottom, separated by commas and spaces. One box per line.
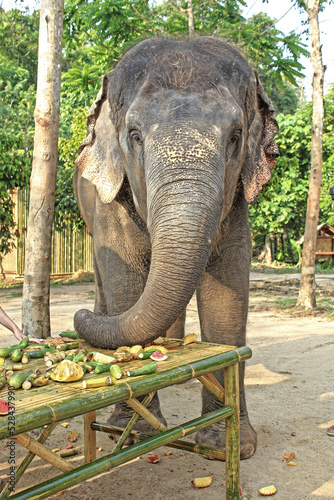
60, 422, 69, 428
258, 485, 277, 496
67, 430, 79, 442
192, 476, 213, 489
147, 455, 160, 463
282, 451, 295, 463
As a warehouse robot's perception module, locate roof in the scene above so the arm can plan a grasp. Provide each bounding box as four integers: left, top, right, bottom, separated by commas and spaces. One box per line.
297, 223, 334, 245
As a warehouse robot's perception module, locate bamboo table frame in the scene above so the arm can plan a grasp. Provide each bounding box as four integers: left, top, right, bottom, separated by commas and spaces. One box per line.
0, 342, 252, 500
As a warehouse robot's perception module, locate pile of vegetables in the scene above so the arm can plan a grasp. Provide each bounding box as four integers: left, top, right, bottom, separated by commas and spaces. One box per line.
0, 333, 197, 392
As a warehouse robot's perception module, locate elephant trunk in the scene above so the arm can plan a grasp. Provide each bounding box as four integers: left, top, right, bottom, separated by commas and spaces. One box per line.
74, 133, 223, 348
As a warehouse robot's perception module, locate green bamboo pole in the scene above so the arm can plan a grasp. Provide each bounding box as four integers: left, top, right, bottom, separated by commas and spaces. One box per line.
0, 422, 58, 500
112, 392, 156, 453
224, 362, 240, 500
10, 407, 234, 500
0, 347, 252, 440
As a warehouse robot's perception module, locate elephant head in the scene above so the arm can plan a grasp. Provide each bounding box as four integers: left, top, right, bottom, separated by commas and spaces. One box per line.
74, 37, 278, 348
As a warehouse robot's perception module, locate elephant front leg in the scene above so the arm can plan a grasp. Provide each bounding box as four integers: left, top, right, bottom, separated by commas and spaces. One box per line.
195, 218, 256, 459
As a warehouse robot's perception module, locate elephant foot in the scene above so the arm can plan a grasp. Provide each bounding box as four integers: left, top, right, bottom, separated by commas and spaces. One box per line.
195, 419, 257, 460
107, 393, 167, 444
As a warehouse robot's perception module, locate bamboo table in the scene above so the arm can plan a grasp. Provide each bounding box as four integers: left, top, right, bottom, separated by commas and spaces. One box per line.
0, 341, 252, 500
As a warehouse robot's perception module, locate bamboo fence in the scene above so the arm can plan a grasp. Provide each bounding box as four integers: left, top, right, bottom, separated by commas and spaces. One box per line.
6, 189, 93, 275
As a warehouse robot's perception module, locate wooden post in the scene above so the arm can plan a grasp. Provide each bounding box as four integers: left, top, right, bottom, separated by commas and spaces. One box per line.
84, 411, 96, 464
224, 362, 240, 500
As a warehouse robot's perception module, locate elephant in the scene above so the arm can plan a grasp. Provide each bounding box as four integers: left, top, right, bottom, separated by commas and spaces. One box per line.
73, 37, 279, 459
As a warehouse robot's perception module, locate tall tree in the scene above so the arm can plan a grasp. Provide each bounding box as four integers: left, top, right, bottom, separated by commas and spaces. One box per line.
297, 0, 325, 308
22, 0, 64, 337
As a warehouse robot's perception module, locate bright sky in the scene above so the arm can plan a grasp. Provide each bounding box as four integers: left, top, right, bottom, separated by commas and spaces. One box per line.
2, 0, 334, 99
243, 0, 334, 98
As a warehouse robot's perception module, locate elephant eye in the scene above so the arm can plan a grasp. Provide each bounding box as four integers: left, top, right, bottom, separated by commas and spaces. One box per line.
129, 130, 143, 145
226, 130, 242, 159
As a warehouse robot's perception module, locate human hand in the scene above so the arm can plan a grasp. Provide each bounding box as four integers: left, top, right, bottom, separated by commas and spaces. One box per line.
13, 327, 25, 342
28, 337, 44, 343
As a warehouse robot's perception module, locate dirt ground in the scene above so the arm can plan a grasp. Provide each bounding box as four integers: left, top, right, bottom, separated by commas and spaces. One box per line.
0, 274, 333, 499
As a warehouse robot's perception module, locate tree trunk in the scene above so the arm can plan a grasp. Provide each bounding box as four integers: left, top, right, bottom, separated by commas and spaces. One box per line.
297, 0, 325, 309
22, 0, 64, 337
188, 0, 195, 38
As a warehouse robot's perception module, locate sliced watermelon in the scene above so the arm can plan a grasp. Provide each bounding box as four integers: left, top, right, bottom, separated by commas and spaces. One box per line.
0, 399, 14, 416
150, 351, 168, 361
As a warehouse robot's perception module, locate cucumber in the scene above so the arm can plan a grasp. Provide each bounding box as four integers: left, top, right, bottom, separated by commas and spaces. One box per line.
29, 347, 55, 359
59, 331, 78, 339
11, 349, 23, 363
138, 350, 156, 360
73, 350, 87, 363
94, 363, 114, 374
0, 337, 29, 359
9, 370, 33, 390
109, 365, 123, 380
17, 337, 30, 349
127, 362, 158, 377
85, 361, 101, 368
0, 348, 11, 359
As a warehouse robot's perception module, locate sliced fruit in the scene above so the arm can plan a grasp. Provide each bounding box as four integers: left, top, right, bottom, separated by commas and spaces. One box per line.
150, 351, 168, 361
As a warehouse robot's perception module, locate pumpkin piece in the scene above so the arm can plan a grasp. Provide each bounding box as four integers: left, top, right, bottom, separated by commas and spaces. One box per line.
51, 360, 84, 382
92, 352, 116, 365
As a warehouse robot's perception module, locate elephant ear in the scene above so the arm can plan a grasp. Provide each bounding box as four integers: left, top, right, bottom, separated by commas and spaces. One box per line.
75, 73, 125, 204
241, 70, 279, 204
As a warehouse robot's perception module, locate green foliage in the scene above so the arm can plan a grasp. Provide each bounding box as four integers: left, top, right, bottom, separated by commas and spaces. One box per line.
250, 84, 334, 262
0, 58, 35, 267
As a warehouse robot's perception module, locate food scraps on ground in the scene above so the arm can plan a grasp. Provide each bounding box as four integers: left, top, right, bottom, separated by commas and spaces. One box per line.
258, 485, 277, 496
282, 451, 295, 463
146, 455, 160, 463
192, 476, 213, 489
67, 430, 79, 442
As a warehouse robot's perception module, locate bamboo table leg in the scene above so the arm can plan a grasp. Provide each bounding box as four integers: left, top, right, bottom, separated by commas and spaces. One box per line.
112, 392, 156, 453
12, 434, 74, 473
224, 362, 240, 500
197, 373, 225, 402
0, 422, 58, 500
84, 411, 96, 464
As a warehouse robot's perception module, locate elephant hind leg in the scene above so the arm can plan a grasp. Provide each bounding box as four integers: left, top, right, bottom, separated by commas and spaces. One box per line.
107, 393, 167, 443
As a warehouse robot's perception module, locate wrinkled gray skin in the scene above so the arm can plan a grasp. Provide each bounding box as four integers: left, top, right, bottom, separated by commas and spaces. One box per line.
74, 37, 279, 459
